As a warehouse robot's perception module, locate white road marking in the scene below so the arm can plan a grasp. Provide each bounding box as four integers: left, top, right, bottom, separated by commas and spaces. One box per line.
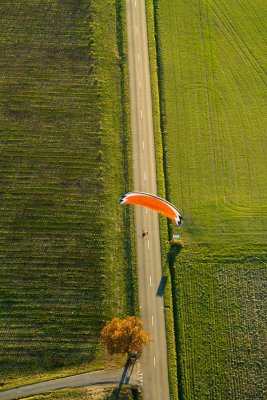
140, 109, 143, 118
135, 0, 136, 6
138, 52, 140, 61
154, 356, 156, 367
142, 140, 145, 150
151, 315, 154, 326
136, 26, 139, 34
150, 276, 152, 286
147, 239, 150, 249
144, 172, 146, 180
139, 81, 142, 89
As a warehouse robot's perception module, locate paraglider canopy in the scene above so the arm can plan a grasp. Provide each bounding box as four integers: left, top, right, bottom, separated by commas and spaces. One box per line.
119, 192, 182, 226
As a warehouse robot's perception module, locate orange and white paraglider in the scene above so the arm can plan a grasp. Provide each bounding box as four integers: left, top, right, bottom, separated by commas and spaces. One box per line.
119, 192, 182, 226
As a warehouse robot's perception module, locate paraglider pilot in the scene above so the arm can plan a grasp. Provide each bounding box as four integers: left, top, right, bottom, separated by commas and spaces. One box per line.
142, 230, 148, 238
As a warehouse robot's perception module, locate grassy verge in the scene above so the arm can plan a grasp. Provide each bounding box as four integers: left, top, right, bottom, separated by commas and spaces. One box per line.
153, 0, 266, 398
145, 2, 179, 399
115, 0, 138, 316
21, 385, 143, 399
0, 0, 133, 389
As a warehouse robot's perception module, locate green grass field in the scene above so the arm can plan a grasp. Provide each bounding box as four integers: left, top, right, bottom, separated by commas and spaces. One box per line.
0, 0, 132, 387
153, 0, 266, 398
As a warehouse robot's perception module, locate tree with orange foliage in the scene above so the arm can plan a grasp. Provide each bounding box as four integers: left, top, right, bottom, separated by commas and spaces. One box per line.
101, 316, 150, 357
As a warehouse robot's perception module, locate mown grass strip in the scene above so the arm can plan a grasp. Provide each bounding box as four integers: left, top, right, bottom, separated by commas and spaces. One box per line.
145, 1, 179, 399
115, 0, 137, 316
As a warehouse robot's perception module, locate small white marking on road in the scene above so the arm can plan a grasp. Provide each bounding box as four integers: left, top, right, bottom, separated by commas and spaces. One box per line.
150, 276, 152, 286
135, 0, 137, 7
138, 52, 140, 61
154, 356, 156, 367
144, 172, 146, 180
140, 109, 143, 118
142, 140, 145, 150
152, 315, 154, 326
147, 239, 150, 249
139, 306, 142, 309
136, 26, 139, 35
139, 81, 142, 89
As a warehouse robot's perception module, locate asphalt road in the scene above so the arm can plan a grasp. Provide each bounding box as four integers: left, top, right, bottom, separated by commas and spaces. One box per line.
126, 1, 170, 400
0, 366, 139, 400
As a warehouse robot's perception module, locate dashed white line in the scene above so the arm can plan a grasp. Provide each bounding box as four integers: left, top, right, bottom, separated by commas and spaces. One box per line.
154, 356, 156, 367
140, 109, 143, 118
142, 140, 145, 150
144, 172, 146, 181
151, 315, 154, 326
137, 52, 140, 61
147, 239, 150, 249
150, 276, 152, 286
139, 81, 142, 89
135, 0, 136, 7
136, 26, 139, 35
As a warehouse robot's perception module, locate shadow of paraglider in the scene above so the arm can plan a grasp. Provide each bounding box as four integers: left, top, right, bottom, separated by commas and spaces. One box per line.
156, 276, 168, 297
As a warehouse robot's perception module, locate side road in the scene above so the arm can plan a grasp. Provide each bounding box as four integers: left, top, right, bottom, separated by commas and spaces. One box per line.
0, 366, 139, 400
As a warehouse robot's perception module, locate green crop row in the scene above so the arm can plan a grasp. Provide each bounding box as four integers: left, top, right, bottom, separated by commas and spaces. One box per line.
172, 253, 266, 399
0, 0, 132, 389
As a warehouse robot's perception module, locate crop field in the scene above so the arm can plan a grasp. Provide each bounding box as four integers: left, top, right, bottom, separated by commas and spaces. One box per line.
153, 0, 266, 398
0, 0, 131, 387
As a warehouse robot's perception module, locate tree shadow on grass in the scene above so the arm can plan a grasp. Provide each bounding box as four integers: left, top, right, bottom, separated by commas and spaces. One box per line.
156, 243, 183, 297
113, 357, 137, 400
168, 243, 182, 268
167, 242, 184, 400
